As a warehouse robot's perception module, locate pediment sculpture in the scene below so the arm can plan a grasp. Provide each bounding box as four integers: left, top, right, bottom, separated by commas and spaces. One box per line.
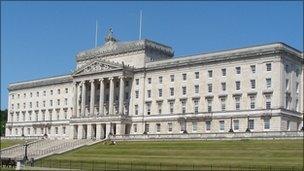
75, 60, 122, 75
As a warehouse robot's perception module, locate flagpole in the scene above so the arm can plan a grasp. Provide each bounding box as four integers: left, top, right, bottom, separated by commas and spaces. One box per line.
139, 10, 142, 40
95, 20, 98, 47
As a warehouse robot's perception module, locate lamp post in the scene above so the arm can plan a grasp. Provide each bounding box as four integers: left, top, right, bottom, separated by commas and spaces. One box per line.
229, 117, 234, 132
246, 115, 251, 132
23, 141, 29, 162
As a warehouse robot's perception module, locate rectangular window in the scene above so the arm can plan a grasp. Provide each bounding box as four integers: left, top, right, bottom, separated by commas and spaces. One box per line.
233, 120, 239, 130
249, 119, 254, 130
207, 99, 212, 112
194, 85, 199, 94
65, 98, 68, 105
250, 80, 256, 89
158, 103, 162, 114
145, 124, 149, 133
146, 103, 151, 115
136, 79, 139, 85
219, 121, 225, 131
159, 76, 163, 84
170, 88, 174, 96
63, 127, 66, 134
23, 103, 26, 109
55, 127, 58, 134
43, 101, 46, 107
221, 82, 226, 91
158, 89, 163, 97
57, 99, 60, 106
168, 123, 173, 132
221, 98, 226, 111
206, 121, 211, 131
36, 92, 39, 97
266, 78, 272, 88
195, 72, 199, 79
65, 88, 68, 93
135, 90, 139, 98
208, 70, 213, 78
36, 101, 39, 108
170, 75, 175, 82
42, 111, 45, 121
251, 65, 256, 73
50, 90, 53, 95
181, 100, 186, 114
125, 80, 129, 87
133, 124, 137, 133
236, 67, 241, 74
266, 63, 272, 71
169, 101, 174, 114
182, 86, 187, 95
64, 110, 67, 119
222, 68, 226, 76
194, 100, 199, 114
23, 93, 26, 98
50, 100, 53, 107
235, 97, 241, 110
266, 95, 271, 109
182, 73, 187, 81
134, 105, 138, 115
208, 84, 212, 93
148, 78, 152, 84
264, 118, 270, 129
192, 121, 197, 132
156, 123, 161, 133
57, 89, 60, 94
147, 90, 151, 98
250, 96, 256, 109
296, 82, 299, 94
235, 81, 241, 90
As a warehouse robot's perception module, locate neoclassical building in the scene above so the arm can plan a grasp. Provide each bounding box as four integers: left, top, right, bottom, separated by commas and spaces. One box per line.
5, 31, 304, 139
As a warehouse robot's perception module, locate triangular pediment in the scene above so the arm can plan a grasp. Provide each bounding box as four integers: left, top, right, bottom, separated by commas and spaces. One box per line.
73, 59, 124, 76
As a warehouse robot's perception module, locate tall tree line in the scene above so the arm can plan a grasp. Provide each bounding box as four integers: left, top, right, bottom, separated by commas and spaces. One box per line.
0, 109, 8, 136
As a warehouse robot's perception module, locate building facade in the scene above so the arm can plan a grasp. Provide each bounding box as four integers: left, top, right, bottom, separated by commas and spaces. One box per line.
5, 32, 304, 139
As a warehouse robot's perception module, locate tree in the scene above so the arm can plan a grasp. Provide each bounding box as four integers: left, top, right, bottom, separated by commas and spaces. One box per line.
0, 109, 8, 136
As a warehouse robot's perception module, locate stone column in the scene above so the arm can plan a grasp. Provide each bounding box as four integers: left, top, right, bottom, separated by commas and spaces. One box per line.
96, 124, 101, 139
99, 78, 104, 115
105, 123, 111, 138
109, 77, 114, 115
77, 124, 83, 139
81, 81, 86, 116
90, 80, 95, 115
77, 83, 81, 117
73, 82, 78, 117
87, 124, 92, 139
119, 76, 125, 115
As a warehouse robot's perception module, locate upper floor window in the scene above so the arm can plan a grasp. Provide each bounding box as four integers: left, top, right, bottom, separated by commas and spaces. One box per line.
158, 103, 162, 114
36, 92, 39, 97
221, 82, 226, 91
296, 82, 299, 94
208, 84, 212, 93
170, 75, 175, 82
136, 79, 139, 85
236, 67, 241, 74
265, 95, 271, 109
250, 65, 256, 73
182, 86, 187, 95
235, 96, 241, 110
147, 90, 151, 98
12, 94, 14, 99
250, 79, 256, 89
170, 88, 174, 96
159, 76, 163, 84
65, 88, 68, 93
30, 92, 32, 97
207, 99, 212, 112
194, 85, 199, 94
169, 101, 174, 114
135, 91, 139, 99
57, 99, 60, 106
220, 98, 226, 111
50, 100, 53, 107
50, 90, 53, 95
182, 73, 187, 81
222, 68, 226, 76
208, 70, 213, 78
65, 98, 68, 105
266, 63, 272, 71
250, 95, 256, 109
43, 101, 46, 107
43, 91, 46, 96
58, 89, 61, 94
194, 100, 199, 114
266, 78, 272, 89
148, 78, 152, 84
29, 102, 32, 108
195, 72, 199, 79
158, 89, 163, 97
235, 81, 241, 90
17, 94, 20, 98
23, 93, 26, 98
36, 101, 39, 108
181, 100, 187, 114
146, 103, 151, 115
135, 105, 138, 115
286, 79, 289, 90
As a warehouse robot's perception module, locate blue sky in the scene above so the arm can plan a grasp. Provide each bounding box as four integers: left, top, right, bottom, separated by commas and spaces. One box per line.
1, 1, 303, 110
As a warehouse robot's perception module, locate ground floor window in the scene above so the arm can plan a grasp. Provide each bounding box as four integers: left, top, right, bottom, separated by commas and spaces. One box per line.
249, 119, 254, 130
27, 128, 30, 135
156, 123, 161, 133
287, 120, 290, 131
145, 124, 149, 133
206, 121, 211, 131
192, 121, 197, 132
264, 118, 270, 130
133, 124, 137, 133
233, 120, 239, 131
219, 121, 225, 131
168, 123, 172, 132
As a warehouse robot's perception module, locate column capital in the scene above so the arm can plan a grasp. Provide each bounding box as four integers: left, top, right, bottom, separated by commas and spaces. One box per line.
119, 76, 125, 79
89, 79, 95, 83
109, 77, 114, 81
99, 78, 104, 82
80, 81, 86, 85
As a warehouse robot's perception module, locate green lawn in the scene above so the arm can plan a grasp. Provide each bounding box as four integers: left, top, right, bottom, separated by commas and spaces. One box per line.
37, 139, 303, 170
0, 139, 26, 149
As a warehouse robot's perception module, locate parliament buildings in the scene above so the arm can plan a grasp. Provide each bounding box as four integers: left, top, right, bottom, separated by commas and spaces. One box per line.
5, 31, 304, 139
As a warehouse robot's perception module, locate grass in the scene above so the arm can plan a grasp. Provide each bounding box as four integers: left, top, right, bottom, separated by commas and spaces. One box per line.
37, 139, 303, 170
0, 139, 26, 149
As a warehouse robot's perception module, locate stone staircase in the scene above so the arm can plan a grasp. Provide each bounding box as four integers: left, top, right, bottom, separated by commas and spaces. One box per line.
0, 139, 102, 160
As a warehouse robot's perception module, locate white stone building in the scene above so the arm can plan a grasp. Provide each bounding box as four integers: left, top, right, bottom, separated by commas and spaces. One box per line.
5, 31, 304, 139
